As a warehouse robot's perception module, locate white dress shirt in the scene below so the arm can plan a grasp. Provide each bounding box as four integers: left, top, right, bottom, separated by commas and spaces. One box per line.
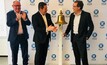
17, 12, 23, 35
73, 12, 81, 34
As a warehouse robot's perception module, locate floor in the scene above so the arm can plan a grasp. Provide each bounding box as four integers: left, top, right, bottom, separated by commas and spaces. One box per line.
0, 57, 107, 65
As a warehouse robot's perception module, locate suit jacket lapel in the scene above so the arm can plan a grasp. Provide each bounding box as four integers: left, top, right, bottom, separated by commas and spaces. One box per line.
38, 12, 46, 27
78, 11, 84, 31
71, 14, 75, 27
45, 14, 49, 26
12, 11, 17, 19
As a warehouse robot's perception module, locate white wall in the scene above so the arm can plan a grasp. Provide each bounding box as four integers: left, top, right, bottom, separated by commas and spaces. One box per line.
0, 0, 8, 56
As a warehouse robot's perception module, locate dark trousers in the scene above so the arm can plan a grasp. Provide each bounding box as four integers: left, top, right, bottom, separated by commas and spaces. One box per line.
10, 34, 28, 65
72, 34, 88, 65
34, 36, 49, 65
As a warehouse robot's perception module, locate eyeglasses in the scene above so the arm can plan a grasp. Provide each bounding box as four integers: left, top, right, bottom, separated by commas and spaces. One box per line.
13, 5, 21, 7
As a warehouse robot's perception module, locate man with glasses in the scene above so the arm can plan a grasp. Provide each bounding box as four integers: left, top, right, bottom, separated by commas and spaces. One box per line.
64, 1, 94, 65
6, 1, 31, 65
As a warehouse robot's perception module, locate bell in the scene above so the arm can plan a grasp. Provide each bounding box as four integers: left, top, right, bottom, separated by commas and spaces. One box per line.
55, 10, 67, 25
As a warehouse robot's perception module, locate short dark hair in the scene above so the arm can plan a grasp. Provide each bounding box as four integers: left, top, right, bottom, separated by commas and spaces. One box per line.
74, 1, 84, 10
38, 2, 47, 10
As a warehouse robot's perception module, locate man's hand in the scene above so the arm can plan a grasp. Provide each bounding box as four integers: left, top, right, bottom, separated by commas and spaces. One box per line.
52, 26, 57, 32
47, 25, 55, 31
16, 13, 21, 21
21, 12, 27, 21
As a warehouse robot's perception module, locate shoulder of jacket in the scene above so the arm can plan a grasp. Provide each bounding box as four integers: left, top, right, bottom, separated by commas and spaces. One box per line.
46, 13, 50, 15
82, 10, 90, 14
46, 13, 51, 16
32, 12, 39, 17
7, 10, 14, 14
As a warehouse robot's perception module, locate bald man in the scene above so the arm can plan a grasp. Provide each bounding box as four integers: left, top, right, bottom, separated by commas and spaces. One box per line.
6, 1, 31, 65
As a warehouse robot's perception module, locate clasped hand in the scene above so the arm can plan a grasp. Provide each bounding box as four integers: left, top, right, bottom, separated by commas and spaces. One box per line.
16, 12, 26, 21
47, 25, 57, 32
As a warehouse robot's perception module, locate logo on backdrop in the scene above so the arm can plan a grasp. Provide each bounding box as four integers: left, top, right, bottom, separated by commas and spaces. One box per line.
58, 0, 64, 6
87, 43, 90, 50
58, 0, 64, 3
105, 54, 107, 61
44, 0, 49, 5
18, 0, 20, 2
51, 54, 57, 61
65, 54, 70, 61
30, 0, 35, 3
101, 0, 107, 5
51, 10, 57, 18
98, 43, 104, 50
51, 32, 56, 40
24, 10, 28, 14
31, 43, 50, 50
65, 10, 71, 17
100, 21, 105, 29
91, 54, 97, 61
92, 32, 97, 40
30, 0, 35, 5
73, 0, 77, 2
65, 33, 70, 40
44, 0, 49, 3
31, 43, 36, 50
87, 0, 92, 5
106, 33, 107, 39
93, 9, 99, 17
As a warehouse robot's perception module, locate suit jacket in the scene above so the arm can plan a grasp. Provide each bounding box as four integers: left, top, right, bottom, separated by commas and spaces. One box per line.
7, 10, 31, 42
65, 10, 94, 42
32, 12, 54, 44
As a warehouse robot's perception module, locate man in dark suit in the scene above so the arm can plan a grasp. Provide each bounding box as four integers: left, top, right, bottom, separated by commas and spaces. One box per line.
6, 1, 31, 65
32, 2, 57, 65
64, 1, 94, 65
